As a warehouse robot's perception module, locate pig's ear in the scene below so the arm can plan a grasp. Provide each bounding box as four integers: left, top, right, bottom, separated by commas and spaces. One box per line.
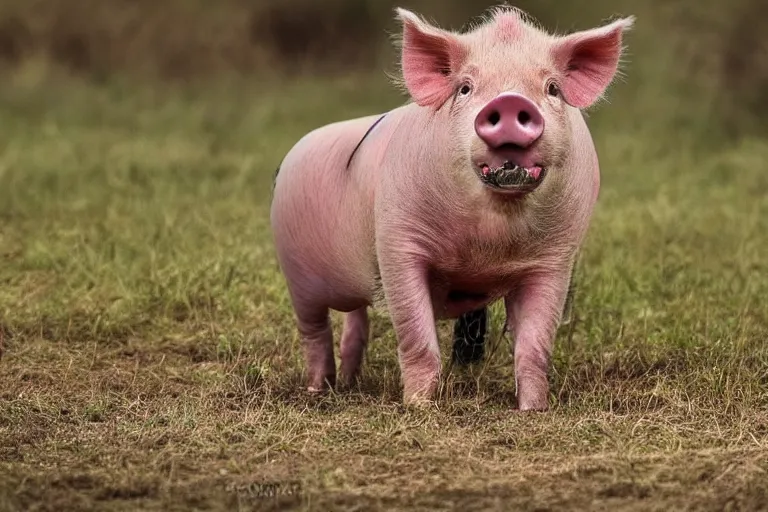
395, 8, 467, 108
552, 16, 635, 109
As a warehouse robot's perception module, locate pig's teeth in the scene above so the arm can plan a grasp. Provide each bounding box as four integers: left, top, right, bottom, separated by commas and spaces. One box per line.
526, 166, 542, 180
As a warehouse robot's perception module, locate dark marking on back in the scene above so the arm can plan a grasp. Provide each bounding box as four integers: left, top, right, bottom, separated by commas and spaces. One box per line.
346, 114, 387, 169
271, 161, 283, 196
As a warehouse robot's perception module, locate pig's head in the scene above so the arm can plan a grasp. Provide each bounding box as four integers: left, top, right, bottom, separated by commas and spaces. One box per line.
395, 7, 634, 197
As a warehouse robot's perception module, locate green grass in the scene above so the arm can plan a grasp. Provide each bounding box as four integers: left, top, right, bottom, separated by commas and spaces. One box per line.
0, 67, 767, 511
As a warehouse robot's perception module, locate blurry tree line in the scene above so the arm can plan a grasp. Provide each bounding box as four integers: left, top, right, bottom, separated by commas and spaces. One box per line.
0, 0, 766, 138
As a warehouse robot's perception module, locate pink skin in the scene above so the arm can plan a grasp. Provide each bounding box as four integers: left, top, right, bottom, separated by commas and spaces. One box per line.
270, 6, 634, 409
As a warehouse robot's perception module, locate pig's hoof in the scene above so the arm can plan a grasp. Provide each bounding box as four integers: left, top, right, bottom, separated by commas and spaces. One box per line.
403, 394, 436, 409
306, 380, 334, 395
451, 308, 488, 365
337, 373, 362, 392
402, 382, 438, 408
517, 407, 549, 414
516, 398, 550, 412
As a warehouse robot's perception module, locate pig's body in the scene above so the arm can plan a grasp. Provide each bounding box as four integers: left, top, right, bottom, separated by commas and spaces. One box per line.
271, 6, 633, 410
273, 104, 597, 316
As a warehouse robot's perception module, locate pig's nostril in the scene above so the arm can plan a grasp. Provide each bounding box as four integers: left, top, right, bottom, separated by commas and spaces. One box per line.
488, 111, 500, 126
518, 111, 531, 125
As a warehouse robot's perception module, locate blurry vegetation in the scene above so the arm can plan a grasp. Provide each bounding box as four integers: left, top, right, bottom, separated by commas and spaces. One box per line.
0, 0, 766, 139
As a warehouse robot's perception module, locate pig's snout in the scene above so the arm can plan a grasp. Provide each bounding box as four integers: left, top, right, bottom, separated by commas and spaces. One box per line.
474, 93, 545, 149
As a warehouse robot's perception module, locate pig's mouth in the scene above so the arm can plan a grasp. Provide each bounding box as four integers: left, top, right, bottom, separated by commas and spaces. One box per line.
476, 161, 547, 195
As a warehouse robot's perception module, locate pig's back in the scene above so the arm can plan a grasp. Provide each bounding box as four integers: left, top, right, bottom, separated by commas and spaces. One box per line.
270, 114, 388, 311
275, 114, 387, 191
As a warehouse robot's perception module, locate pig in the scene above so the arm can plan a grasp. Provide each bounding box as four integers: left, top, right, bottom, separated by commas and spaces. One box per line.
270, 6, 634, 411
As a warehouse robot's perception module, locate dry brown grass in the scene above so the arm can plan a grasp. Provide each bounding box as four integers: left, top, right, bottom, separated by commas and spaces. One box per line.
2, 323, 767, 510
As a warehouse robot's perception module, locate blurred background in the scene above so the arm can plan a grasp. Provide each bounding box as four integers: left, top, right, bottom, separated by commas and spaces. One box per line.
0, 0, 766, 143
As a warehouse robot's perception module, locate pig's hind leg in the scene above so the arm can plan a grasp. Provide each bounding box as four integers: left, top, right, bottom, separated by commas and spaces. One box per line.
292, 299, 337, 393
339, 307, 370, 386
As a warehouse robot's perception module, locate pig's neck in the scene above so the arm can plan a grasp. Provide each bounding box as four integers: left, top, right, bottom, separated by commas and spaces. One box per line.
454, 175, 580, 246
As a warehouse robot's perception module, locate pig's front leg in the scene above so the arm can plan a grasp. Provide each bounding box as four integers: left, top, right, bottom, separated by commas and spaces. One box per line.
377, 249, 441, 406
505, 267, 573, 411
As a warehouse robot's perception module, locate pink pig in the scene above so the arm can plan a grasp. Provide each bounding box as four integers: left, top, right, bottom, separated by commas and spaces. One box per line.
270, 6, 634, 410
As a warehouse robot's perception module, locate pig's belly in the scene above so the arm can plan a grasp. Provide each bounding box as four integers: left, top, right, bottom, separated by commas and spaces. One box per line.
433, 281, 511, 319
277, 239, 374, 313
440, 291, 501, 319
437, 291, 504, 319
315, 267, 373, 313
431, 272, 523, 319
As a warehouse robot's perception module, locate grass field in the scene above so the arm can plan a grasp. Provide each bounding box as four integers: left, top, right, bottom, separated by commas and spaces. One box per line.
1, 63, 767, 511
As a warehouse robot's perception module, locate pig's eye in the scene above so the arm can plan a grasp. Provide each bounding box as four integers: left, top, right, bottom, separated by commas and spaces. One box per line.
547, 81, 561, 97
459, 84, 472, 96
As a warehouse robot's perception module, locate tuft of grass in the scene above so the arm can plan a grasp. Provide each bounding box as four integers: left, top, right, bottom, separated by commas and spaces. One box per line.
0, 69, 767, 511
